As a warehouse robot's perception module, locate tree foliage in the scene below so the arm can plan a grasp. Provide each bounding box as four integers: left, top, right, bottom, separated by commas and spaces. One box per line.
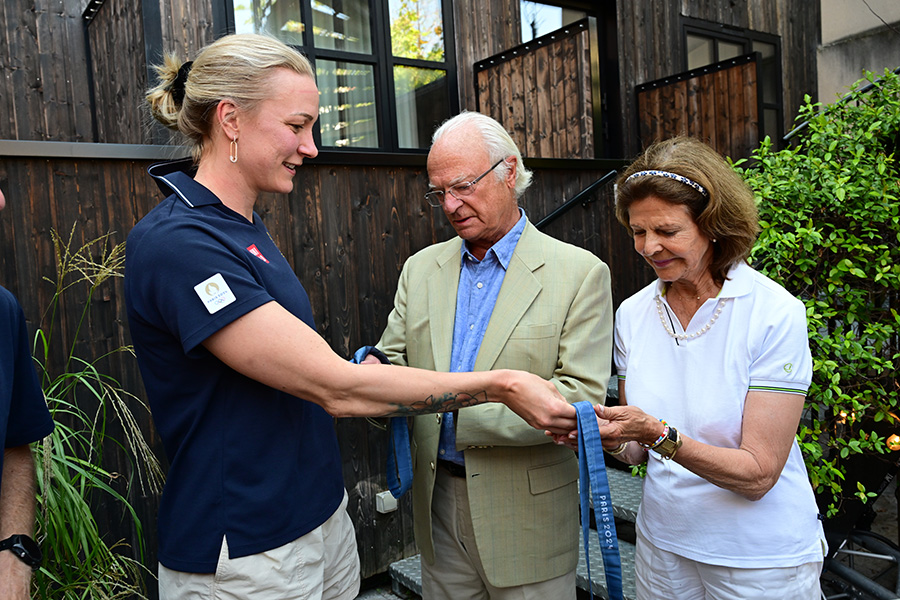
737, 69, 900, 517
390, 0, 445, 92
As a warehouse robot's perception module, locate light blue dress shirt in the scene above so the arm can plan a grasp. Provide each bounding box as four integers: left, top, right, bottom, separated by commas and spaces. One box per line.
438, 209, 527, 465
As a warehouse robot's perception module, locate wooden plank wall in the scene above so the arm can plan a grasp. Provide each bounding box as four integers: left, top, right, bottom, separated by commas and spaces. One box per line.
0, 154, 646, 588
616, 0, 820, 156
0, 0, 216, 145
88, 0, 216, 146
636, 55, 760, 160
452, 0, 521, 111
0, 0, 93, 141
475, 20, 594, 159
88, 0, 151, 144
157, 0, 215, 59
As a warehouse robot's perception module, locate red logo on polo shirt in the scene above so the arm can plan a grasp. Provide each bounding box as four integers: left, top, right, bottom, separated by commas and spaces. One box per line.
247, 244, 270, 263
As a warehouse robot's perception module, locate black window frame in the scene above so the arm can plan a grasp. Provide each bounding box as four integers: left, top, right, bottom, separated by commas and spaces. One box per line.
682, 18, 785, 146
220, 0, 460, 156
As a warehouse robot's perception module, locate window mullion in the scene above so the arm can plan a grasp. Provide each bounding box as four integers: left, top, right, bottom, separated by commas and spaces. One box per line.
373, 0, 399, 151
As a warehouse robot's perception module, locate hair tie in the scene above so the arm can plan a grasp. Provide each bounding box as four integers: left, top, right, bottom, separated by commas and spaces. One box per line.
171, 60, 193, 106
624, 169, 708, 198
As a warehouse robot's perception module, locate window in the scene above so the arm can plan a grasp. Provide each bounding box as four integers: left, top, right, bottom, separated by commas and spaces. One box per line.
684, 20, 784, 144
231, 0, 457, 152
520, 1, 587, 43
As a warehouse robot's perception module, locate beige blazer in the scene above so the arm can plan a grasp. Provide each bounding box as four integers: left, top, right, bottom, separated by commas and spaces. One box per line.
377, 220, 613, 587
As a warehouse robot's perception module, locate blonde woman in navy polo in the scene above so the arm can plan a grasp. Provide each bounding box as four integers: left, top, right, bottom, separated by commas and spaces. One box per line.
127, 33, 578, 600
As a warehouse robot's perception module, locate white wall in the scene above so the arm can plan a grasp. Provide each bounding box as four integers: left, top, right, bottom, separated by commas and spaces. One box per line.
819, 0, 900, 102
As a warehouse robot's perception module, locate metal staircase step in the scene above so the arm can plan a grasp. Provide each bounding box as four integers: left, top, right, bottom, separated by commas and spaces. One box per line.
602, 467, 643, 523
389, 555, 422, 598
577, 529, 637, 600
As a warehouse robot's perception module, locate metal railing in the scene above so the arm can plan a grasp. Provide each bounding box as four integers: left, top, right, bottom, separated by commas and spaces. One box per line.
535, 170, 618, 231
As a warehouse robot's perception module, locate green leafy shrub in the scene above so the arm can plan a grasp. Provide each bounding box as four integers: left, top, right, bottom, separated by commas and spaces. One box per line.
737, 68, 900, 518
32, 226, 163, 598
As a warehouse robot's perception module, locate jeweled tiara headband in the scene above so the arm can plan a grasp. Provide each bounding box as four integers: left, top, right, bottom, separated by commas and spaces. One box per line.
624, 170, 708, 198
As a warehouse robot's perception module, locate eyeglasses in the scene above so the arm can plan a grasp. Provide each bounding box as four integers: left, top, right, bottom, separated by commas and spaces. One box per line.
424, 158, 505, 207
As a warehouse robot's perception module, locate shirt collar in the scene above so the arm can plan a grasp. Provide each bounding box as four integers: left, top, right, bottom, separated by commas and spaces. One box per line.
719, 261, 754, 298
654, 261, 754, 299
460, 208, 527, 269
148, 157, 222, 208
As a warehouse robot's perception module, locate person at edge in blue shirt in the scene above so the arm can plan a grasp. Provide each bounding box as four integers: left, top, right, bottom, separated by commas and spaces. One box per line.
128, 33, 577, 600
0, 187, 56, 600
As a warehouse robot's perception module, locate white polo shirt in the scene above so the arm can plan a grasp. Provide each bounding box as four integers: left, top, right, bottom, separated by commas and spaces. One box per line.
615, 261, 826, 568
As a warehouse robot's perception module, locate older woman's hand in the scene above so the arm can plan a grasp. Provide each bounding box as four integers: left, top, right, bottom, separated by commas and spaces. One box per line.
594, 404, 666, 447
545, 406, 614, 451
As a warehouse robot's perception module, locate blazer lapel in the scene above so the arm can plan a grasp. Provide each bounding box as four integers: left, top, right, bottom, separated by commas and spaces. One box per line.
474, 222, 544, 371
427, 240, 462, 372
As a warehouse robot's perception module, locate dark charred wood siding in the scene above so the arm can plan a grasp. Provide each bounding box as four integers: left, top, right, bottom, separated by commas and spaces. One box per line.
616, 0, 819, 155
637, 54, 761, 160
475, 19, 595, 159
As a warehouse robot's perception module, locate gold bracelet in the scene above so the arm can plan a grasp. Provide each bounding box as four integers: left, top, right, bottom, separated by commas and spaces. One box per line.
606, 442, 628, 456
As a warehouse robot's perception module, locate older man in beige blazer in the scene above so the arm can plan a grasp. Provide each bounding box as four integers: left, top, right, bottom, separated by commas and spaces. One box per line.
374, 112, 613, 599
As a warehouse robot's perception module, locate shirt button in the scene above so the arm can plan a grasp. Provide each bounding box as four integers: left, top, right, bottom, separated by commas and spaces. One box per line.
439, 449, 445, 455
476, 282, 483, 289
469, 324, 474, 330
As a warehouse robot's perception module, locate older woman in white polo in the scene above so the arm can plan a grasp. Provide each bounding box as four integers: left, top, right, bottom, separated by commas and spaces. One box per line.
583, 137, 825, 599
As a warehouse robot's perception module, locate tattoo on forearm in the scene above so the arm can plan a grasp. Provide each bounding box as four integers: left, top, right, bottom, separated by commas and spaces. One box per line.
390, 391, 487, 415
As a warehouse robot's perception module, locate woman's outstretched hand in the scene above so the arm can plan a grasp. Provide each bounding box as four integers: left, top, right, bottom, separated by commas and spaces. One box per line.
504, 371, 577, 435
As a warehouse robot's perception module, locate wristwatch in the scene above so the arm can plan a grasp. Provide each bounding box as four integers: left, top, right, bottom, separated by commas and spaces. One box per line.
652, 426, 682, 460
0, 534, 43, 570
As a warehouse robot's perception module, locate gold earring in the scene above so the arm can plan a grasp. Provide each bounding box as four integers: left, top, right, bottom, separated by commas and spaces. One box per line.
229, 138, 238, 163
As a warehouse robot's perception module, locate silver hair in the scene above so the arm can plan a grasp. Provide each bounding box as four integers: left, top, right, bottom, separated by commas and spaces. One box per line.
431, 111, 533, 199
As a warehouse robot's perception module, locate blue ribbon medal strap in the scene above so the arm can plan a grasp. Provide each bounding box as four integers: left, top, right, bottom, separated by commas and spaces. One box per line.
350, 346, 413, 499
575, 400, 624, 600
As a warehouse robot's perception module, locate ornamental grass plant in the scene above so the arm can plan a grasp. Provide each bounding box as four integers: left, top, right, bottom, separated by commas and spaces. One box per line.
737, 68, 900, 531
31, 225, 163, 599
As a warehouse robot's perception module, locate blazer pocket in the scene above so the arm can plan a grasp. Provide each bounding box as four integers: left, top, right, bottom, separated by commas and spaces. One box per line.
527, 454, 579, 495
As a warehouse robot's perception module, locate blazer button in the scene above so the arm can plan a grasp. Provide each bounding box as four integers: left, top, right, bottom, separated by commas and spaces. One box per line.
430, 461, 435, 472
436, 415, 442, 424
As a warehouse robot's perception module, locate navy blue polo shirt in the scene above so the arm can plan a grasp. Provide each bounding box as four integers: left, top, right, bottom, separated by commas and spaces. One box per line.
0, 285, 54, 487
125, 159, 344, 573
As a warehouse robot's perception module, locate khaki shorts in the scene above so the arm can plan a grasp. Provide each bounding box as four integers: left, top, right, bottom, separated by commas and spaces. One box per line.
159, 491, 360, 600
634, 528, 823, 600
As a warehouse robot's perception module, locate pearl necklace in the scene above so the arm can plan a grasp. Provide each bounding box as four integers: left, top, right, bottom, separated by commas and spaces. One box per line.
656, 295, 727, 340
